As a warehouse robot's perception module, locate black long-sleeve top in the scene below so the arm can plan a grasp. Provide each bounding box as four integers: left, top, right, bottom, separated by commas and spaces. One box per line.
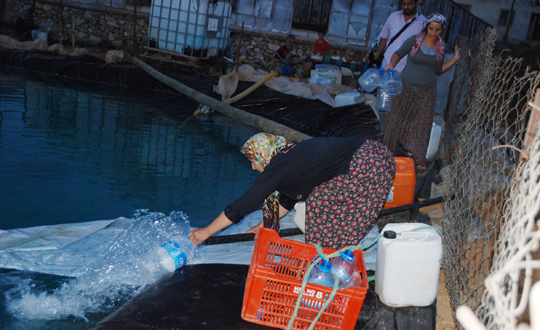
224, 137, 367, 223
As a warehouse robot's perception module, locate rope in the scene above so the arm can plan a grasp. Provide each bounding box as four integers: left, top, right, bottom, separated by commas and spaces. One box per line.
285, 225, 443, 330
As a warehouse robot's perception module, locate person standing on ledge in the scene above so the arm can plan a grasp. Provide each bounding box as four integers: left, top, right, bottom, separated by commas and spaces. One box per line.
189, 133, 396, 250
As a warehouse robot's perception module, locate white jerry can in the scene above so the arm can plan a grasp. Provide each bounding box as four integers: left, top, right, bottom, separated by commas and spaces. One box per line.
375, 223, 442, 307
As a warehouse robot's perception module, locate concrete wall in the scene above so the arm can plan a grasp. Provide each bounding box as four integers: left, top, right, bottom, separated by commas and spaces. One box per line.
455, 0, 540, 43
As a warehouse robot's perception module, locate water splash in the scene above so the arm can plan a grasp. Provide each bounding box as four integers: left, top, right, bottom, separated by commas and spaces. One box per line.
5, 210, 200, 321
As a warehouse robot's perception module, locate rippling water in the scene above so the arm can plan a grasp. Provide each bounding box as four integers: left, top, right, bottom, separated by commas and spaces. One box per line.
0, 70, 259, 329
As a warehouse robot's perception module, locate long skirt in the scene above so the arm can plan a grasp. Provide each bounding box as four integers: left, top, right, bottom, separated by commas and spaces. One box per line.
383, 84, 436, 166
304, 140, 396, 249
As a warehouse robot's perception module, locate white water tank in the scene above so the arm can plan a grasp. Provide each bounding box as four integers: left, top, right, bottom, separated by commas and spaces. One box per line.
149, 0, 231, 57
375, 223, 442, 307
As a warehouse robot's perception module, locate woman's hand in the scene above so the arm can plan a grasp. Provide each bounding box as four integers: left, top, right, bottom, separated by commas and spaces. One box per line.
453, 45, 461, 62
189, 227, 211, 248
188, 211, 234, 248
246, 221, 264, 239
384, 64, 394, 71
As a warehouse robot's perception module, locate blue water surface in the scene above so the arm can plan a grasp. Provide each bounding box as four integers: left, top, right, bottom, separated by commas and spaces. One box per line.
0, 69, 260, 329
0, 70, 259, 230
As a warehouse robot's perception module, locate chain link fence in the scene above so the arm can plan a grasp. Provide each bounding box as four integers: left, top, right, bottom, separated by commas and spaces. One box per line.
441, 26, 540, 329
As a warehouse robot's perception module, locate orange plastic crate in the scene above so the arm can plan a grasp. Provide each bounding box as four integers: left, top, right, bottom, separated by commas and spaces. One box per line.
241, 228, 369, 330
383, 156, 416, 209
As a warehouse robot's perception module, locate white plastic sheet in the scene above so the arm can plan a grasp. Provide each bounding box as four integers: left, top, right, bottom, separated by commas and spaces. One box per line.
0, 209, 380, 277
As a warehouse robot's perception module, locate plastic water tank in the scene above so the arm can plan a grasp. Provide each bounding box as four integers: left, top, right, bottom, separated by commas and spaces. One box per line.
425, 122, 442, 160
375, 223, 442, 307
148, 0, 231, 57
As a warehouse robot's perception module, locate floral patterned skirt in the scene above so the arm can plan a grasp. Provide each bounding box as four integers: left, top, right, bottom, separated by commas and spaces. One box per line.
383, 84, 436, 166
305, 140, 396, 249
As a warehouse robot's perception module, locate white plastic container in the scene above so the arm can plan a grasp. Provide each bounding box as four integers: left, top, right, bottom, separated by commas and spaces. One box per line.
426, 122, 442, 160
375, 223, 442, 307
335, 92, 364, 107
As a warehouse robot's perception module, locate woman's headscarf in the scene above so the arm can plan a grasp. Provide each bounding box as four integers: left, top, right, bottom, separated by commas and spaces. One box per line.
240, 133, 297, 231
410, 13, 447, 62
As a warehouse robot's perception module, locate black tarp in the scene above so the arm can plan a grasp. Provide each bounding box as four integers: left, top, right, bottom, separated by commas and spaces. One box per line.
94, 264, 436, 330
0, 49, 379, 139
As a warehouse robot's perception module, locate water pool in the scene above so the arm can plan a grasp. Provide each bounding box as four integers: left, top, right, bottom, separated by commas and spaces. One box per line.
0, 70, 260, 328
0, 70, 259, 230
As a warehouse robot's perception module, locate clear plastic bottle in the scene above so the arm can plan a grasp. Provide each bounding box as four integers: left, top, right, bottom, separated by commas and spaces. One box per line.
331, 250, 356, 283
358, 68, 382, 93
138, 236, 195, 284
376, 87, 393, 112
307, 259, 335, 288
339, 270, 360, 290
382, 69, 403, 96
309, 74, 333, 86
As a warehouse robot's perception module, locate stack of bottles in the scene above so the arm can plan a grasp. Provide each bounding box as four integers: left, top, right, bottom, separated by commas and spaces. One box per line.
358, 67, 403, 112
307, 250, 360, 290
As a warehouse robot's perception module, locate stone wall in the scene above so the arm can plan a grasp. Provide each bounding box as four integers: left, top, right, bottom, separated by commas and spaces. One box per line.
3, 0, 149, 53
232, 30, 367, 78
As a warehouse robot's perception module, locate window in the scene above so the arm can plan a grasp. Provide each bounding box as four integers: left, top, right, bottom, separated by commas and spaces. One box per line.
497, 9, 515, 27
291, 0, 332, 33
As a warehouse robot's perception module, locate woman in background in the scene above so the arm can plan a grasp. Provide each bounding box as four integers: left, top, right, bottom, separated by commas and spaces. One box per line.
189, 133, 395, 250
383, 13, 460, 170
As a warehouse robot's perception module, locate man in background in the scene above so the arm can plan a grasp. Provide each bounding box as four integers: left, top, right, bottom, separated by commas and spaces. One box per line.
272, 34, 297, 76
373, 0, 425, 72
272, 34, 295, 70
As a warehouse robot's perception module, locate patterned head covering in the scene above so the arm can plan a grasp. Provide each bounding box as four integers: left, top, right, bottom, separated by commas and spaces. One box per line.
423, 13, 447, 30
410, 13, 447, 62
240, 133, 296, 169
241, 133, 297, 231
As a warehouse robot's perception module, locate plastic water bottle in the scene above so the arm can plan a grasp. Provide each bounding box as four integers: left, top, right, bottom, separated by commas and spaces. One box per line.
138, 236, 195, 284
340, 270, 360, 290
309, 74, 332, 86
382, 69, 403, 96
358, 68, 382, 93
307, 258, 335, 288
331, 250, 356, 283
376, 87, 393, 111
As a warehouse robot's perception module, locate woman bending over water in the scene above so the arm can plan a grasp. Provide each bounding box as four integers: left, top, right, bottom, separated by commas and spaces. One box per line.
189, 133, 396, 249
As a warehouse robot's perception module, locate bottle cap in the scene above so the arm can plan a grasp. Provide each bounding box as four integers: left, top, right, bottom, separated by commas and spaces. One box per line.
318, 260, 332, 272
383, 230, 397, 239
340, 250, 356, 261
